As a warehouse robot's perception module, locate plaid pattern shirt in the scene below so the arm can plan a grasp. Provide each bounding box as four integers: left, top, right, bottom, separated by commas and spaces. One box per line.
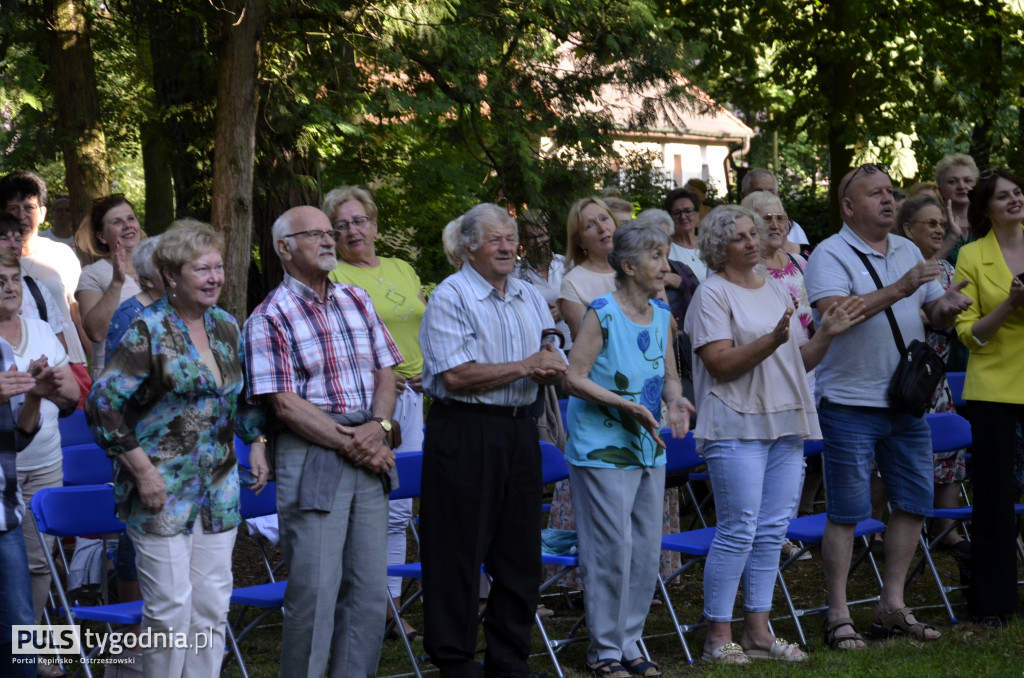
243, 273, 402, 413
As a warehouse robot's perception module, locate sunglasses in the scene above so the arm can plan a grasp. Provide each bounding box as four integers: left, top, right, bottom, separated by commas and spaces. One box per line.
842, 164, 890, 199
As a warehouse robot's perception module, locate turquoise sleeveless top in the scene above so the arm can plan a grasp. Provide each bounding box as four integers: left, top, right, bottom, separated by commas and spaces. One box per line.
565, 293, 672, 469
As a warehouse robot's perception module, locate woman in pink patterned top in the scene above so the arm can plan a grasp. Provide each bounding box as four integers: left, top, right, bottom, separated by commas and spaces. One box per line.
742, 192, 813, 343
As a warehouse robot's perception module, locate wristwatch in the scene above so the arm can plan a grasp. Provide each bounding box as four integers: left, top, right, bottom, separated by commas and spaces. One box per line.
371, 417, 393, 434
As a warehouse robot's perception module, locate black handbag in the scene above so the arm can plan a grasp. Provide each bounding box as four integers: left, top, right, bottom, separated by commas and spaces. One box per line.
851, 247, 945, 417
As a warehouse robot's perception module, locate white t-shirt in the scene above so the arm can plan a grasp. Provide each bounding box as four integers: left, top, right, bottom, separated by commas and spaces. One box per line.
20, 277, 67, 337
7, 317, 68, 471
21, 236, 87, 364
669, 242, 708, 282
39, 229, 76, 249
76, 259, 142, 376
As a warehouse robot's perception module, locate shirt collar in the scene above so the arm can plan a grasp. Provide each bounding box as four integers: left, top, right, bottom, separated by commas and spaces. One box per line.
282, 272, 331, 304
458, 263, 525, 301
839, 222, 898, 259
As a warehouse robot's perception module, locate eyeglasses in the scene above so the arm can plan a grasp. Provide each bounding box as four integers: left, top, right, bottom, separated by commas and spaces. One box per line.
331, 215, 371, 231
671, 208, 699, 218
4, 201, 40, 217
908, 218, 948, 229
284, 229, 341, 243
842, 164, 890, 199
761, 213, 789, 225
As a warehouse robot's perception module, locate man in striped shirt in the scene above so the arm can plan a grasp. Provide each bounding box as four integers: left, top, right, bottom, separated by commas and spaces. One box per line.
419, 203, 566, 678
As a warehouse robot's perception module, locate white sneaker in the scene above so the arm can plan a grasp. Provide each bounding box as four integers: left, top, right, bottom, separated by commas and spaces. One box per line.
781, 539, 812, 562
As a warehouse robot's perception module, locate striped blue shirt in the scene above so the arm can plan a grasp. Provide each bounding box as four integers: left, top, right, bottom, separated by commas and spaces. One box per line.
420, 264, 557, 406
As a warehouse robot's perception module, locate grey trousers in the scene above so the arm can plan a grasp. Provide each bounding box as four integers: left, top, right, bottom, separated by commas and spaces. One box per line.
275, 430, 389, 678
569, 464, 665, 664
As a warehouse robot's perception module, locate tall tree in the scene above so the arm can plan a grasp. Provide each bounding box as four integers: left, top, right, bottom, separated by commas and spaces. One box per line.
44, 0, 109, 221
211, 0, 266, 319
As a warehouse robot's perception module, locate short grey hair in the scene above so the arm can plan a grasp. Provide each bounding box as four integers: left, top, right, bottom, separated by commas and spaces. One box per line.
608, 221, 670, 282
632, 208, 674, 237
740, 190, 785, 217
131, 235, 162, 283
442, 217, 463, 268
271, 214, 291, 260
322, 185, 378, 224
697, 205, 762, 272
741, 168, 778, 196
458, 203, 516, 259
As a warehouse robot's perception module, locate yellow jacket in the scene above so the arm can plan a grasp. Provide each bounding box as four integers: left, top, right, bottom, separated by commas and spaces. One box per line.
953, 227, 1024, 404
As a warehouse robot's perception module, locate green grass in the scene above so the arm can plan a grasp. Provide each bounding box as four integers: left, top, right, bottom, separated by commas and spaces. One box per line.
50, 518, 1024, 677
211, 539, 1024, 678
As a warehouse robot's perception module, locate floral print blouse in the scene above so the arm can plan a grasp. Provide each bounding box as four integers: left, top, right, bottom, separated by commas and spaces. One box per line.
86, 298, 264, 536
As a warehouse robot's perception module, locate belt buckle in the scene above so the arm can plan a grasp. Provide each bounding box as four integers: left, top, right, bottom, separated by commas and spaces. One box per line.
511, 405, 523, 417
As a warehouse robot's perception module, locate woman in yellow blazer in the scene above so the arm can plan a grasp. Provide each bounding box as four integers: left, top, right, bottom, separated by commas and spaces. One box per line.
953, 168, 1024, 625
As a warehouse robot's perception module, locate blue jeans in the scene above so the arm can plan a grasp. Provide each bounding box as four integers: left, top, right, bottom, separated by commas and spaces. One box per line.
818, 400, 933, 523
1, 524, 37, 677
702, 436, 804, 622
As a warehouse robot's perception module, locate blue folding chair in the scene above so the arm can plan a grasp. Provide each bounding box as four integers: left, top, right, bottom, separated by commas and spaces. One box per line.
223, 480, 283, 678
62, 444, 113, 486
30, 485, 139, 676
651, 431, 718, 663
383, 450, 428, 678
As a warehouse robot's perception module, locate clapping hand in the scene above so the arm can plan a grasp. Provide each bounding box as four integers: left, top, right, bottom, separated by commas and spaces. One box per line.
665, 397, 695, 440
0, 365, 35, 404
819, 297, 867, 337
771, 308, 794, 346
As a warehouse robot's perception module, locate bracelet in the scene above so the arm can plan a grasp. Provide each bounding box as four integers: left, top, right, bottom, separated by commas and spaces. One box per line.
253, 435, 268, 444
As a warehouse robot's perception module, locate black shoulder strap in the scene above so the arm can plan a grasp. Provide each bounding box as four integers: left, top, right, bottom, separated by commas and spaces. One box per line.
24, 276, 47, 323
785, 252, 804, 276
848, 245, 906, 354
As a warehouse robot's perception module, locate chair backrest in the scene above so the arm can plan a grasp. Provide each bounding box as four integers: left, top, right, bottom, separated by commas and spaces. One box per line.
804, 439, 824, 457
540, 440, 569, 484
390, 450, 423, 501
664, 431, 700, 473
240, 481, 277, 519
926, 412, 972, 454
57, 410, 96, 447
31, 485, 125, 538
946, 371, 966, 408
62, 444, 114, 485
558, 398, 569, 433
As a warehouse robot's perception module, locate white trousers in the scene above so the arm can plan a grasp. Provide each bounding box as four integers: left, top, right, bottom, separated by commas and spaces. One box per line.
387, 386, 424, 597
131, 522, 236, 678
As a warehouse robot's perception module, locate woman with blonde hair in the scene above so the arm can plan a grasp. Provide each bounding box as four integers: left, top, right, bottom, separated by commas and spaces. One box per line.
87, 219, 266, 677
934, 153, 979, 262
559, 196, 618, 340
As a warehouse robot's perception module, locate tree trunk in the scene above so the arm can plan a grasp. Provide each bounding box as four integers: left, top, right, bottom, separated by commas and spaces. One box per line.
211, 0, 266, 322
45, 0, 109, 225
141, 120, 175, 234
819, 2, 856, 231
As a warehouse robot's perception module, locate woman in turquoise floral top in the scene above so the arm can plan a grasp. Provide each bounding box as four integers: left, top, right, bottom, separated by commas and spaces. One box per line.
563, 221, 693, 678
86, 219, 266, 678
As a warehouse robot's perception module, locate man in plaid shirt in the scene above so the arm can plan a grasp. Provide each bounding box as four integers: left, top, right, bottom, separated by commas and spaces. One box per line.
244, 205, 402, 678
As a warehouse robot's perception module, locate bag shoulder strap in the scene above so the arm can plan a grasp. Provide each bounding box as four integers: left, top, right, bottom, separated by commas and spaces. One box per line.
24, 276, 47, 323
848, 245, 907, 354
785, 252, 804, 276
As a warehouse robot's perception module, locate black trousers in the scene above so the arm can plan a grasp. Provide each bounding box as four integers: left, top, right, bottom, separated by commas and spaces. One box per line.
420, 401, 543, 678
966, 400, 1022, 618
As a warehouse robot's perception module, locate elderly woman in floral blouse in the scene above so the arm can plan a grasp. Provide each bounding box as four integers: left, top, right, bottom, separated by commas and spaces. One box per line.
86, 219, 266, 678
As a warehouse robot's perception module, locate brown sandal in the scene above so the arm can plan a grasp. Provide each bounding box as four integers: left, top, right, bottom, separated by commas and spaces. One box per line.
823, 617, 866, 650
871, 606, 941, 641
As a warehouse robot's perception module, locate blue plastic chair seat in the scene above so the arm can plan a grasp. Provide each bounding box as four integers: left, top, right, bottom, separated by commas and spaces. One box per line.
230, 581, 287, 608
660, 526, 716, 556
786, 514, 885, 542
65, 600, 143, 625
